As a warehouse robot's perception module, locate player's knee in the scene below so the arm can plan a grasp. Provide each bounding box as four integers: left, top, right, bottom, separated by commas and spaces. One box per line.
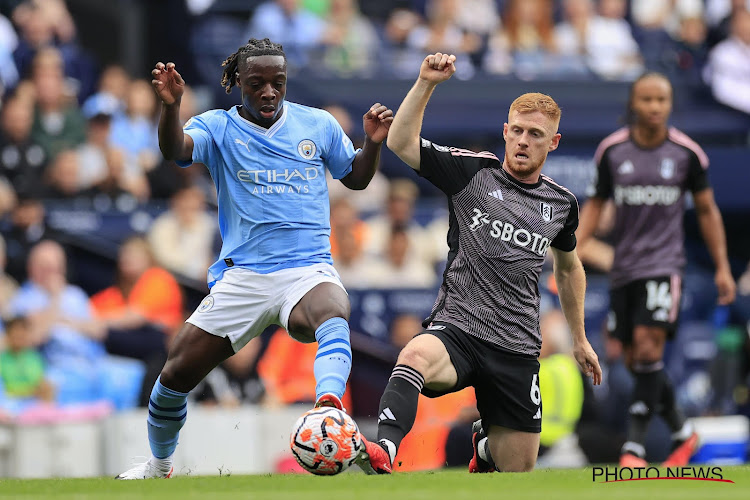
496, 459, 535, 473
632, 343, 662, 363
396, 345, 430, 374
159, 359, 194, 393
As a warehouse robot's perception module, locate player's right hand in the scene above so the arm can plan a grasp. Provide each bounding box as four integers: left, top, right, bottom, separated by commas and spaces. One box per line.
573, 338, 603, 386
151, 62, 185, 106
418, 53, 456, 85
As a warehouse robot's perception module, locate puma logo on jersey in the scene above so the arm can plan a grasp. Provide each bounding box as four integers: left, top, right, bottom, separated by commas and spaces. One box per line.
235, 137, 251, 152
470, 209, 491, 231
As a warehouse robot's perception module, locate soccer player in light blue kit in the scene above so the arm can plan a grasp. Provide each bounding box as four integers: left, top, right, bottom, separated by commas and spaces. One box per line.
117, 38, 393, 479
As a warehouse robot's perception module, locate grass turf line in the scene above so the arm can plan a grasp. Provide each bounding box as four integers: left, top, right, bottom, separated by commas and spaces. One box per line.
0, 467, 747, 500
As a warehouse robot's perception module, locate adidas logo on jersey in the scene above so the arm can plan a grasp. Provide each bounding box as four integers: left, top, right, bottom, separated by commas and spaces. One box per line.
617, 160, 634, 174
533, 408, 541, 419
378, 408, 396, 423
488, 189, 504, 200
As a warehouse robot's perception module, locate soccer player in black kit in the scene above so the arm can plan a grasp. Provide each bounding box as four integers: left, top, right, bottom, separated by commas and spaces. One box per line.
577, 72, 736, 467
354, 53, 602, 475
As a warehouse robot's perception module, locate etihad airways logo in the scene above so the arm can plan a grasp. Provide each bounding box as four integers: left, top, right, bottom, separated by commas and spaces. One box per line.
469, 208, 552, 256
236, 167, 319, 194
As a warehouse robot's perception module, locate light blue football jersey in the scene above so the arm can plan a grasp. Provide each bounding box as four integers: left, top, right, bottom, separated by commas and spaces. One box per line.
179, 102, 358, 286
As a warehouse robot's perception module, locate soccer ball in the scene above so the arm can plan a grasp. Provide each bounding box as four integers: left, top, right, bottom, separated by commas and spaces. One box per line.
290, 406, 362, 475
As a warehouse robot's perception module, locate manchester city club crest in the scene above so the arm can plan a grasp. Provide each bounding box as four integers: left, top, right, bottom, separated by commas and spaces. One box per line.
198, 295, 215, 313
297, 139, 316, 159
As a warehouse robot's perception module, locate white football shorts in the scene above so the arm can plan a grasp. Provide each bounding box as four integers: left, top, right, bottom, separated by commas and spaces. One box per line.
186, 263, 346, 351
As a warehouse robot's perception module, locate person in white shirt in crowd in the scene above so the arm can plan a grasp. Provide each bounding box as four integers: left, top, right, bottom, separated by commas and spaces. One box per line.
555, 0, 643, 80
704, 8, 750, 114
147, 185, 216, 281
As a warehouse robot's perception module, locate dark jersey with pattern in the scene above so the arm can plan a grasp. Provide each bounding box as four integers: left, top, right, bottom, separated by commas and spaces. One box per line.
592, 127, 710, 288
418, 139, 579, 356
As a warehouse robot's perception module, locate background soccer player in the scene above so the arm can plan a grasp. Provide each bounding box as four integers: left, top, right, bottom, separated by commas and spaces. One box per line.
117, 38, 393, 479
355, 52, 602, 475
577, 72, 736, 468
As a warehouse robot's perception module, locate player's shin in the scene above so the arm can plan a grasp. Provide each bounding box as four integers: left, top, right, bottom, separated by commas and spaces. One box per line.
147, 376, 189, 469
623, 361, 664, 458
376, 364, 425, 463
314, 317, 352, 401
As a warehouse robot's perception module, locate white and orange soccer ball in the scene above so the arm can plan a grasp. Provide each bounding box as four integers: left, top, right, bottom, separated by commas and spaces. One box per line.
290, 407, 362, 475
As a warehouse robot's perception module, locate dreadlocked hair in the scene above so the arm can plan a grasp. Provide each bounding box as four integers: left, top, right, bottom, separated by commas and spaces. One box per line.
220, 38, 286, 94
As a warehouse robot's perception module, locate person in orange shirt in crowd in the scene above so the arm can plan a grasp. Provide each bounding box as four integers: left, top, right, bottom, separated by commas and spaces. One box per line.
257, 326, 352, 411
90, 236, 183, 405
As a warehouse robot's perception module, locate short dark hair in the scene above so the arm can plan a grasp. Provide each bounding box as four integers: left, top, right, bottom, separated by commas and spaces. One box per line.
625, 72, 672, 124
220, 38, 286, 94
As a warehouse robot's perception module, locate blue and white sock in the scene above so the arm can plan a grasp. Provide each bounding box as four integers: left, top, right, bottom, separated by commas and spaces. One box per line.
147, 376, 188, 461
314, 317, 352, 401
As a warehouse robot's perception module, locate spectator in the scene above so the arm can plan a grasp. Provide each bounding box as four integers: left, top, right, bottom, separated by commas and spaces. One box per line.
484, 0, 557, 78
88, 147, 149, 207
1, 196, 53, 283
318, 0, 380, 78
43, 148, 82, 199
11, 0, 96, 99
76, 93, 120, 190
30, 49, 86, 160
331, 216, 372, 288
329, 196, 368, 261
192, 337, 265, 407
382, 8, 424, 77
363, 226, 437, 289
406, 0, 480, 78
246, 0, 325, 71
666, 16, 709, 83
0, 315, 54, 403
454, 0, 500, 39
0, 235, 19, 315
147, 185, 216, 281
90, 64, 130, 112
704, 9, 750, 114
363, 178, 433, 264
109, 79, 160, 177
7, 240, 106, 405
707, 0, 750, 47
0, 13, 19, 92
0, 96, 47, 198
90, 236, 183, 406
555, 0, 643, 80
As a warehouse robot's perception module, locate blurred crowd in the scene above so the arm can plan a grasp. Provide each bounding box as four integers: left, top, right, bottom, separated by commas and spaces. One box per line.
0, 0, 747, 469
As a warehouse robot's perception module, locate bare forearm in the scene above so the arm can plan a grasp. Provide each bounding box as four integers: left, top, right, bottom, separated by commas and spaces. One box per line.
342, 136, 382, 190
697, 204, 731, 272
158, 102, 187, 161
555, 259, 587, 344
576, 197, 604, 246
387, 79, 437, 165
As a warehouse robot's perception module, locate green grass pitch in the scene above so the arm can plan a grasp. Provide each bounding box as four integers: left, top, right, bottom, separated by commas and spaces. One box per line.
1, 467, 748, 500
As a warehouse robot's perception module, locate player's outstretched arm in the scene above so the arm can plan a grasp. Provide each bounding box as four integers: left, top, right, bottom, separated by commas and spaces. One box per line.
694, 188, 736, 305
386, 53, 456, 171
341, 103, 394, 190
550, 247, 603, 386
152, 62, 194, 163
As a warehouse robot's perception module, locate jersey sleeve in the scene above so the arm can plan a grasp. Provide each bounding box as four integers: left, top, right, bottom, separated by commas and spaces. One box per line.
551, 194, 579, 251
322, 112, 358, 180
686, 149, 710, 193
592, 147, 613, 199
177, 112, 214, 168
418, 138, 496, 196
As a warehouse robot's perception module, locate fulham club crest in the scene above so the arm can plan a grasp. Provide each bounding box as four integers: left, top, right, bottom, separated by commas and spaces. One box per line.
540, 202, 553, 222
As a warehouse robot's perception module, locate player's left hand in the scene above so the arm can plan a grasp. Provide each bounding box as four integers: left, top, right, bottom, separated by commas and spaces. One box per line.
573, 339, 603, 386
363, 103, 393, 144
715, 267, 736, 305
